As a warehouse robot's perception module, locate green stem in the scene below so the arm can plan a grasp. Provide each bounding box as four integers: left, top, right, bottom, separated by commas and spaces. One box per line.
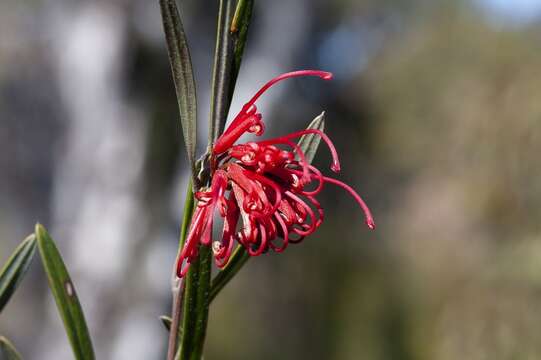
177, 245, 212, 360
171, 1, 255, 358
167, 181, 195, 360
177, 2, 234, 357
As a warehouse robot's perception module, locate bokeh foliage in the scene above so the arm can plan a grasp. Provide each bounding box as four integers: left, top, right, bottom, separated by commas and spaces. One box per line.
1, 0, 541, 359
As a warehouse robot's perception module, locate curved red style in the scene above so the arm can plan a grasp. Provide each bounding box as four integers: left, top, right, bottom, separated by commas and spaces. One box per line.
176, 70, 375, 278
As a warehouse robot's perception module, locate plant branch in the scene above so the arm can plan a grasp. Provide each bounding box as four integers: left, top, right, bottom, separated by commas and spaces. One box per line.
176, 245, 212, 360
166, 278, 184, 360
167, 181, 195, 360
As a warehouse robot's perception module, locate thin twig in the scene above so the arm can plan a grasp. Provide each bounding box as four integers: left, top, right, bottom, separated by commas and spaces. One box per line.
166, 182, 194, 360
167, 278, 185, 360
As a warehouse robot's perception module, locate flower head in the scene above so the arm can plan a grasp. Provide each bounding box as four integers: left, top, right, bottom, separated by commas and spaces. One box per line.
176, 70, 375, 277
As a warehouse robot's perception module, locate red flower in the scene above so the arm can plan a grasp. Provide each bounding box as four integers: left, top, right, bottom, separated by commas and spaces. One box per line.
176, 70, 375, 277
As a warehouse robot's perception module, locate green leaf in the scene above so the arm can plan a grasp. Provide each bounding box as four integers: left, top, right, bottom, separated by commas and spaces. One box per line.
208, 0, 235, 144
0, 336, 22, 360
209, 245, 249, 303
208, 0, 255, 145
179, 180, 195, 247
161, 315, 172, 332
230, 0, 254, 89
297, 111, 326, 164
159, 0, 197, 175
35, 224, 95, 360
0, 234, 36, 313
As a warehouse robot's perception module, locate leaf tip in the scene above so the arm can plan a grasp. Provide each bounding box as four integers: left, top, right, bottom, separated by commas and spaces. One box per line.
160, 315, 172, 331
34, 224, 50, 244
35, 223, 44, 234
23, 233, 36, 244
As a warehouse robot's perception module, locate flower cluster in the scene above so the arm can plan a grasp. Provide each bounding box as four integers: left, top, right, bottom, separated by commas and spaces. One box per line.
176, 70, 375, 277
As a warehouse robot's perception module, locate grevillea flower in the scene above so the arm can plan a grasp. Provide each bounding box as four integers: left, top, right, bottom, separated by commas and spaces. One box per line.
176, 70, 375, 277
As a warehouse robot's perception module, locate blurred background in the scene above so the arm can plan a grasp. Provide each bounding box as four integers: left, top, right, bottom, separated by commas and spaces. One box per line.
2, 0, 541, 359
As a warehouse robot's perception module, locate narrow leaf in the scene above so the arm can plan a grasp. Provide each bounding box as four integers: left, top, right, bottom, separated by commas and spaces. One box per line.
161, 315, 172, 331
179, 180, 195, 247
208, 0, 235, 144
0, 336, 22, 360
35, 224, 95, 360
159, 0, 197, 174
0, 234, 37, 313
230, 0, 254, 92
297, 111, 326, 164
162, 314, 185, 340
209, 0, 255, 144
209, 245, 249, 303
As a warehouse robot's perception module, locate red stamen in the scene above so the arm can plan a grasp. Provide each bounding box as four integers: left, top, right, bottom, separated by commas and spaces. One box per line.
284, 139, 310, 182
245, 70, 333, 109
270, 212, 289, 253
219, 104, 258, 141
256, 129, 341, 173
214, 114, 263, 154
176, 70, 375, 273
214, 197, 238, 268
177, 257, 192, 278
322, 175, 376, 230
242, 170, 283, 217
214, 70, 333, 155
285, 191, 319, 236
306, 195, 324, 227
284, 164, 325, 196
277, 197, 297, 225
247, 223, 268, 256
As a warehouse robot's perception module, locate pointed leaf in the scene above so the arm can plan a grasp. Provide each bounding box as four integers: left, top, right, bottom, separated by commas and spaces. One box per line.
0, 234, 37, 313
160, 315, 172, 332
0, 336, 22, 360
159, 0, 197, 174
297, 111, 325, 164
162, 314, 185, 339
209, 0, 255, 144
35, 224, 95, 360
208, 0, 235, 144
